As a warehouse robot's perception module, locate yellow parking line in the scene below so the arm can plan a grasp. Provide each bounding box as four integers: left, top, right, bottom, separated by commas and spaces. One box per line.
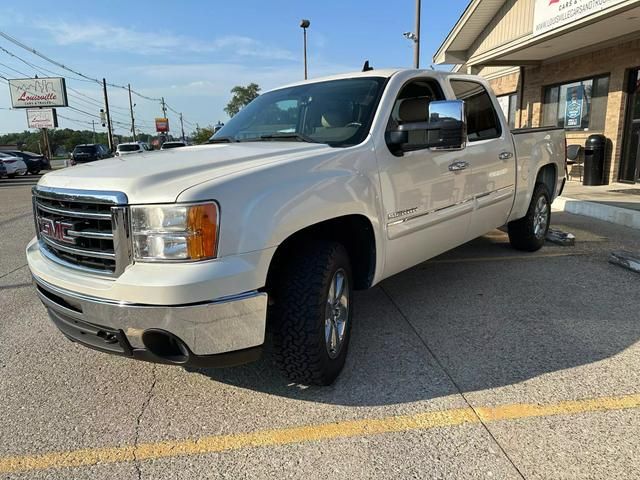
428, 252, 585, 264
1, 393, 638, 474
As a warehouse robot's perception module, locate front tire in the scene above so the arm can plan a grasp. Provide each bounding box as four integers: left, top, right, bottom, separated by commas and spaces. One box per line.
271, 241, 353, 386
508, 183, 551, 252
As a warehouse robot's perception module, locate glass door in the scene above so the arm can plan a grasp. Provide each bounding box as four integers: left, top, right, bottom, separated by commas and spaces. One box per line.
619, 68, 640, 183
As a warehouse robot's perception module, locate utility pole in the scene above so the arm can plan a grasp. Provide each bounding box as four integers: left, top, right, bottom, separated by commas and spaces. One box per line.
92, 120, 96, 143
161, 97, 167, 119
128, 84, 136, 142
42, 128, 52, 160
414, 0, 421, 69
179, 113, 185, 141
102, 78, 114, 152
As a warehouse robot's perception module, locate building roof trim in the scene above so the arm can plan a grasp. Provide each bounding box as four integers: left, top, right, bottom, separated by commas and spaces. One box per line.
434, 0, 507, 65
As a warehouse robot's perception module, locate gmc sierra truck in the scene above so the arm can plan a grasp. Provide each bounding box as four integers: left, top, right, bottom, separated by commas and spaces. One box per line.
27, 69, 565, 385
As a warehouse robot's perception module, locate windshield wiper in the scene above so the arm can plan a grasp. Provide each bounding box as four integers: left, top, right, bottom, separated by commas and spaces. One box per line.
259, 133, 317, 143
209, 136, 239, 143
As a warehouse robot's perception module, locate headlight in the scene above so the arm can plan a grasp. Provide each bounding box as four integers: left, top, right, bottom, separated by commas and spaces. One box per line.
131, 202, 218, 261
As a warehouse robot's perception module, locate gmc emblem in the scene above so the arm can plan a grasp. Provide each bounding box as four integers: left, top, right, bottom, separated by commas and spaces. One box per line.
39, 217, 76, 244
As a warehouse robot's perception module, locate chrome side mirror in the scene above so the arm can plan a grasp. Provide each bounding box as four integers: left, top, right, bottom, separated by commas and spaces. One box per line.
387, 99, 467, 154
425, 100, 466, 150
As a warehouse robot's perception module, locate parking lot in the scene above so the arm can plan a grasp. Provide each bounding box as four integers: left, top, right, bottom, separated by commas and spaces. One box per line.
1, 176, 639, 480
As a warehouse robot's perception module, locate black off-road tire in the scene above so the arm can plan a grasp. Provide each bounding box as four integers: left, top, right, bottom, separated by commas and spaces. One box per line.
270, 241, 353, 386
508, 183, 551, 252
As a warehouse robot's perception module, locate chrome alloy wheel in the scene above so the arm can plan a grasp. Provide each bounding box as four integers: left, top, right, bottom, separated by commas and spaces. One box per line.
325, 269, 349, 359
533, 195, 549, 239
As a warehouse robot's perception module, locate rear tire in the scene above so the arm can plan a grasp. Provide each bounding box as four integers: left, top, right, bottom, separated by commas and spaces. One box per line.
30, 169, 41, 175
508, 183, 551, 252
270, 241, 353, 386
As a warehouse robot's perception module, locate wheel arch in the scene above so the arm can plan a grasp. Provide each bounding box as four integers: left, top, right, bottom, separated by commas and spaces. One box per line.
265, 214, 377, 293
536, 163, 557, 197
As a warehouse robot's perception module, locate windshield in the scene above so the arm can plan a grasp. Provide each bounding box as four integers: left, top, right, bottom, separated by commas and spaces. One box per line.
211, 77, 386, 147
118, 144, 140, 152
74, 146, 96, 154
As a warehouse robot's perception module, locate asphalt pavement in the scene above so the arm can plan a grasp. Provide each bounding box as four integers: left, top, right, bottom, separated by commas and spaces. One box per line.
1, 174, 639, 479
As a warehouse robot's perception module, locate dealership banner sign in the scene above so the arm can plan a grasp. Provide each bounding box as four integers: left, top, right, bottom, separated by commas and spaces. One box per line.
26, 108, 58, 129
8, 77, 68, 108
534, 0, 627, 36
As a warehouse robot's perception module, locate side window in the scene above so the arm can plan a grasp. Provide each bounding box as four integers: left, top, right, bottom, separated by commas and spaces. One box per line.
386, 79, 444, 151
450, 80, 501, 142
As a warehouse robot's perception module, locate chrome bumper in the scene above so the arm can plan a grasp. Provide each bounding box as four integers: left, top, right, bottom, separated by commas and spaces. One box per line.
33, 275, 267, 362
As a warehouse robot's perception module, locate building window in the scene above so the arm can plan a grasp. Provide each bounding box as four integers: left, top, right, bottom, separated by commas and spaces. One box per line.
450, 80, 501, 142
542, 76, 610, 130
497, 93, 518, 129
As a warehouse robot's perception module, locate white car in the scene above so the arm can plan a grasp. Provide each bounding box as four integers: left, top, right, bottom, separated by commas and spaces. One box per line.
0, 152, 28, 177
161, 141, 187, 150
115, 142, 151, 156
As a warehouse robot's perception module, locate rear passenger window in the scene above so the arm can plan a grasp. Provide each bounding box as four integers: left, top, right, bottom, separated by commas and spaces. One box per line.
450, 80, 501, 142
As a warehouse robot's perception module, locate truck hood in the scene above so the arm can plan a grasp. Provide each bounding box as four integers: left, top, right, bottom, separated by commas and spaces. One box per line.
39, 142, 332, 203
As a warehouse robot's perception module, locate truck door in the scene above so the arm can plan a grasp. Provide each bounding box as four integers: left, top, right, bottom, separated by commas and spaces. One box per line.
449, 79, 516, 239
375, 78, 475, 278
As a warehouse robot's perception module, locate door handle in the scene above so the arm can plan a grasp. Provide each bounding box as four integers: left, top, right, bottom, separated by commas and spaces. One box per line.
499, 151, 513, 160
448, 161, 470, 172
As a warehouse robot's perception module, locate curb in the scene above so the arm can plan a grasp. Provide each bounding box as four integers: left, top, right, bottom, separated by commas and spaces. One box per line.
552, 196, 640, 230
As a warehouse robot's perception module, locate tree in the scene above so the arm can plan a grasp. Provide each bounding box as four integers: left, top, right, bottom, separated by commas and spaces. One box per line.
192, 126, 214, 145
224, 83, 260, 117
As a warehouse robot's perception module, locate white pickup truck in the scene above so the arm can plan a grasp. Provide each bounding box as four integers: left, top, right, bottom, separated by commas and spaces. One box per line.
27, 69, 565, 385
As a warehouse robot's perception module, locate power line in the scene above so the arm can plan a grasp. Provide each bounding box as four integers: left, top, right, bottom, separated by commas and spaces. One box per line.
0, 44, 96, 83
0, 31, 161, 103
0, 32, 196, 131
0, 31, 102, 84
0, 46, 131, 113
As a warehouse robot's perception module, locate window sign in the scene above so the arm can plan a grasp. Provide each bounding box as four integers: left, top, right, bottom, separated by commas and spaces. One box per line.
543, 75, 609, 130
565, 85, 584, 128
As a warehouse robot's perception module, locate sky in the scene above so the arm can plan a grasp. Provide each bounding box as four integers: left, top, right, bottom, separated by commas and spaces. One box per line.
0, 0, 469, 136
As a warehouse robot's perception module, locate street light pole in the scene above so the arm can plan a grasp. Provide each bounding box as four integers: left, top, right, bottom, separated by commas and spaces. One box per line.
300, 19, 310, 80
414, 0, 421, 68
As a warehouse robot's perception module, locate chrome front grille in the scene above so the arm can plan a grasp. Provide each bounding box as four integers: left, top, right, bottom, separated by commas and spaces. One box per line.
33, 186, 131, 277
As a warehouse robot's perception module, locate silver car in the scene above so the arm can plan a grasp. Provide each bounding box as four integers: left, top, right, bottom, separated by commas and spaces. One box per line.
0, 152, 28, 178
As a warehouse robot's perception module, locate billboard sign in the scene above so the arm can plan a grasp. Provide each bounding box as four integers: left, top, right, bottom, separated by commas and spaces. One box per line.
9, 77, 68, 108
533, 0, 627, 36
26, 108, 58, 129
155, 117, 169, 132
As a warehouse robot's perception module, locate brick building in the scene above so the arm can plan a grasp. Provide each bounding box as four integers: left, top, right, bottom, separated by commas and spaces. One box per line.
435, 0, 640, 184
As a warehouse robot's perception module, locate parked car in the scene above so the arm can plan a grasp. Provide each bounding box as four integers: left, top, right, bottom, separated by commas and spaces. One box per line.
116, 142, 151, 156
70, 144, 111, 165
27, 69, 565, 385
161, 141, 187, 150
2, 150, 48, 174
0, 152, 28, 177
